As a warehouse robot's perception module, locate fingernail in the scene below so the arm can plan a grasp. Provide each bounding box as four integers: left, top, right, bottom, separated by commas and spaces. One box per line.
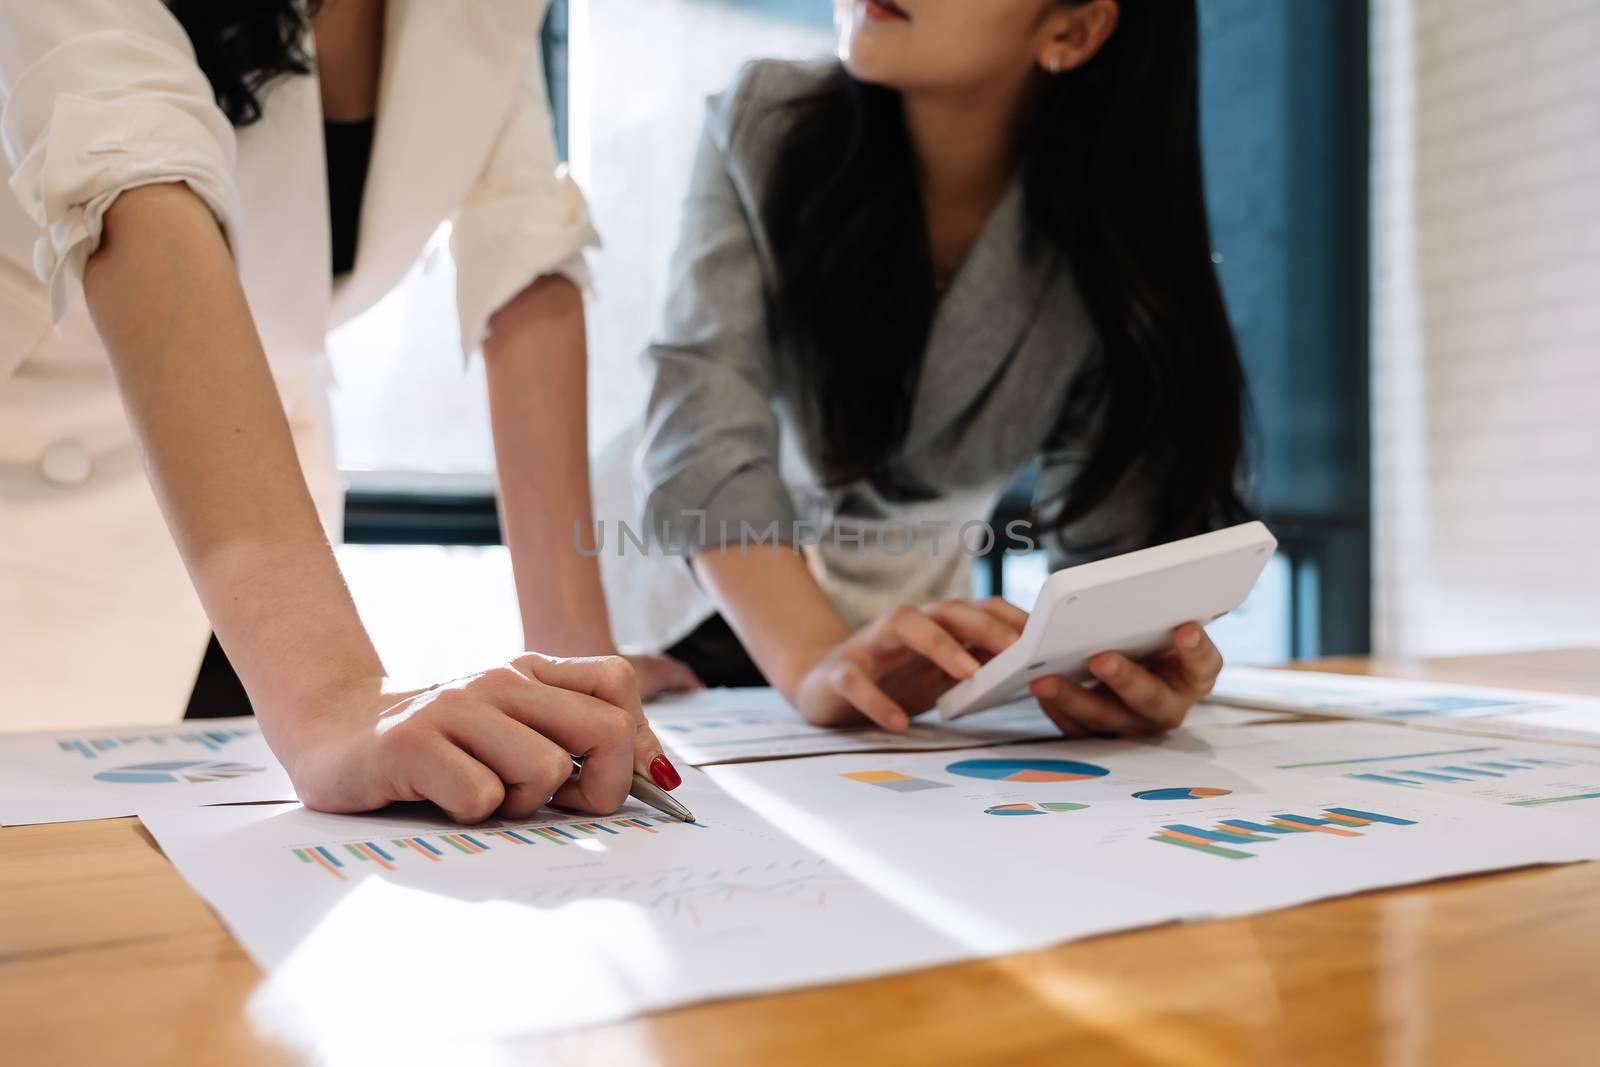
1031, 677, 1061, 700
959, 653, 982, 676
1178, 628, 1201, 650
1091, 655, 1119, 678
649, 753, 682, 791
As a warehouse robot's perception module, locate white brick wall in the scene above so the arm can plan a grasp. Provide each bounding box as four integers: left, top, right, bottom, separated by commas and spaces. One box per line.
1372, 0, 1600, 656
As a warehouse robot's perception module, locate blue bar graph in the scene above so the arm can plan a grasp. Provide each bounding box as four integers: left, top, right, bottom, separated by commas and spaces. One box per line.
1347, 755, 1579, 789
1166, 823, 1277, 844
1352, 773, 1420, 787
1325, 808, 1417, 826
1219, 819, 1306, 835
56, 727, 255, 760
1150, 805, 1417, 860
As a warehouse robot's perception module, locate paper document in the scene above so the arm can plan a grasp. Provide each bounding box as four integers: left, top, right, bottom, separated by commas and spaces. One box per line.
707, 741, 1600, 935
648, 687, 1278, 765
1162, 720, 1600, 821
1212, 667, 1600, 748
0, 717, 296, 825
142, 737, 1599, 1037
138, 771, 969, 1040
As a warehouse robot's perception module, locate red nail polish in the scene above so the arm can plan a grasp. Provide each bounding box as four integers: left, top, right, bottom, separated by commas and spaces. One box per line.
649, 753, 682, 791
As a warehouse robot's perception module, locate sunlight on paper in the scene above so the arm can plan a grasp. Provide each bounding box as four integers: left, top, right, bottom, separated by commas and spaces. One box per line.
248, 878, 676, 1058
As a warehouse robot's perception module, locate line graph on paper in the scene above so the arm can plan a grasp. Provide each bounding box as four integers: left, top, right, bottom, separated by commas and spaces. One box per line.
515, 858, 851, 930
287, 813, 700, 880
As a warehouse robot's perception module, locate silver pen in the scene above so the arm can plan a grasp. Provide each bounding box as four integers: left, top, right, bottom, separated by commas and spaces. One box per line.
570, 755, 697, 823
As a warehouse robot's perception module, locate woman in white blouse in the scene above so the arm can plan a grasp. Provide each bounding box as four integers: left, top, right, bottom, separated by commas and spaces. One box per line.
0, 0, 692, 821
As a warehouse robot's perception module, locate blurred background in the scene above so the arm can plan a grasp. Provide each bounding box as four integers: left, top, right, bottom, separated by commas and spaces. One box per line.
324, 0, 1600, 685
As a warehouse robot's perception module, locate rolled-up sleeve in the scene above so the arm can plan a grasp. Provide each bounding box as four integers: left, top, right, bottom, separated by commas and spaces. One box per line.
450, 41, 598, 361
0, 0, 242, 322
635, 84, 797, 553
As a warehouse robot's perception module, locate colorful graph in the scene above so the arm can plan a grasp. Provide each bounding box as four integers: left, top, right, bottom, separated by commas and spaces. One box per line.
92, 760, 263, 784
294, 815, 697, 879
1150, 806, 1417, 860
1276, 746, 1498, 770
1235, 682, 1525, 718
842, 770, 949, 792
944, 758, 1109, 783
1349, 756, 1576, 787
1373, 695, 1524, 718
658, 716, 773, 734
1132, 787, 1233, 801
58, 727, 254, 760
984, 802, 1090, 817
1508, 791, 1600, 807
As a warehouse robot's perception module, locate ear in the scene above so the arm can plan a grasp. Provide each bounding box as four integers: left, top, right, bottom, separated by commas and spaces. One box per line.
1037, 0, 1120, 75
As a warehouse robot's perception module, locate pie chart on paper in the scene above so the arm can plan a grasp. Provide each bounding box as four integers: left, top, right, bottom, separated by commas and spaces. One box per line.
1131, 787, 1233, 801
945, 758, 1110, 783
984, 802, 1092, 816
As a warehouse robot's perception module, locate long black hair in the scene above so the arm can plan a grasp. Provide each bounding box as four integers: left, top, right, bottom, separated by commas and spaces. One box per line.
165, 0, 322, 127
762, 0, 1251, 548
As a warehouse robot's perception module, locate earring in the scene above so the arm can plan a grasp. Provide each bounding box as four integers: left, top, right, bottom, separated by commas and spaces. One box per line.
1047, 55, 1061, 74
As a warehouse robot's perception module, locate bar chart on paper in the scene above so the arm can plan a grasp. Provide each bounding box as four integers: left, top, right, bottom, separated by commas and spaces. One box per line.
1213, 668, 1533, 718
1351, 756, 1575, 787
705, 747, 1600, 948
1149, 806, 1418, 860
293, 814, 702, 880
55, 727, 256, 760
137, 786, 969, 1030
1210, 667, 1600, 747
1167, 722, 1600, 821
1327, 746, 1600, 818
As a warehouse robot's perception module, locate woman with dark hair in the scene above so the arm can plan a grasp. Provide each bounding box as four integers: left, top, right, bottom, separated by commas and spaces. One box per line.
0, 0, 693, 820
638, 0, 1251, 736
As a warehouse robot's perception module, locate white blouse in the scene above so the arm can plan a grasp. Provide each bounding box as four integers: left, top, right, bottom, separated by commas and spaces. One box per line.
0, 0, 596, 728
0, 0, 594, 360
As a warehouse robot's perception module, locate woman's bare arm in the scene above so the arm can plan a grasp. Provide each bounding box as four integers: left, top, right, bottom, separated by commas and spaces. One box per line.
483, 274, 699, 700
79, 182, 660, 818
83, 182, 382, 744
482, 274, 613, 656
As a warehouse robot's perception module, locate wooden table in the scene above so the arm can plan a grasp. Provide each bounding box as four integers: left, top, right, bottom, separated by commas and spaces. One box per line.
5, 650, 1599, 1066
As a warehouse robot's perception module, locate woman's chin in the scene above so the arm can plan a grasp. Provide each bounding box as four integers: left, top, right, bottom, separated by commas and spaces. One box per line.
838, 50, 902, 89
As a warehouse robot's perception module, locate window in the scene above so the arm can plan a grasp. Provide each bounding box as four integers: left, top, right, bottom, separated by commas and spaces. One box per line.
333, 0, 1369, 674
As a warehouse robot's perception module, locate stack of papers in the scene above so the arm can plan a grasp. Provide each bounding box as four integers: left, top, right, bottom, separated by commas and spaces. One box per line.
647, 687, 1277, 765
141, 738, 1598, 1041
1212, 667, 1600, 748
10, 679, 1600, 1043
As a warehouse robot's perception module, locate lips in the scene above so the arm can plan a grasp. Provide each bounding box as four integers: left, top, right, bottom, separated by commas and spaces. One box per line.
864, 0, 910, 21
